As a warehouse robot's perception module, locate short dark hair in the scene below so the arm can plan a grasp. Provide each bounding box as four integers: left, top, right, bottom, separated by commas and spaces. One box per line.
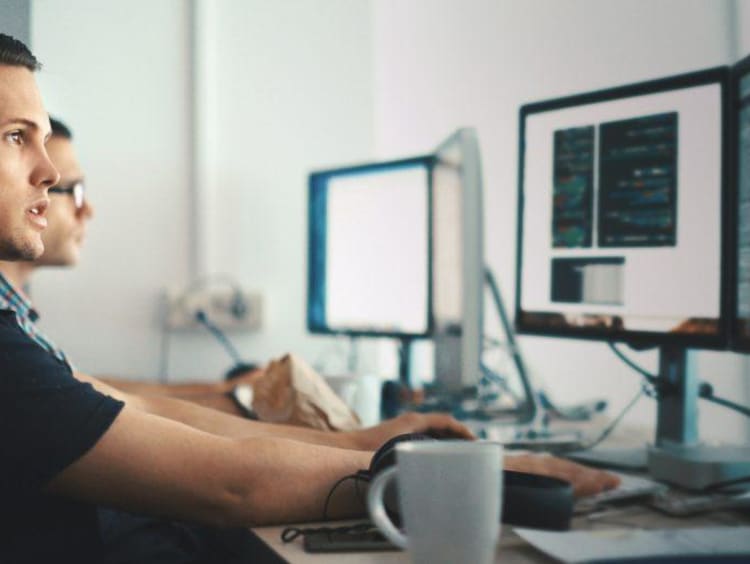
49, 116, 73, 140
0, 33, 40, 71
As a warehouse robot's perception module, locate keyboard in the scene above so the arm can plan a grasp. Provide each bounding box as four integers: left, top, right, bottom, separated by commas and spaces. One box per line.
650, 487, 750, 516
576, 471, 667, 511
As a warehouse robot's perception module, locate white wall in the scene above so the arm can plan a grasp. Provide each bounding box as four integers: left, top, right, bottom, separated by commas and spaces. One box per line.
29, 0, 375, 380
372, 0, 750, 442
31, 0, 193, 378
205, 0, 375, 371
737, 0, 750, 55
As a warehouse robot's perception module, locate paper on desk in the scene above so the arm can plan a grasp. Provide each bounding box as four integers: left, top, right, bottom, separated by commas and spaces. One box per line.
514, 526, 750, 562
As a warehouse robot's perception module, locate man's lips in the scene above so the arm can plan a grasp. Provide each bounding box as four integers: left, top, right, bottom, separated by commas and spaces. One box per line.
27, 199, 49, 230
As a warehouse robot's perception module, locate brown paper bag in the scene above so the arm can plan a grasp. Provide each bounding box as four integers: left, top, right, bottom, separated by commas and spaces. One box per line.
251, 353, 361, 431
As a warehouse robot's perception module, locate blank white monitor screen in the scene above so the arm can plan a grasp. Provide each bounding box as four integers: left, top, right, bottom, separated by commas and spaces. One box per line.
308, 158, 431, 336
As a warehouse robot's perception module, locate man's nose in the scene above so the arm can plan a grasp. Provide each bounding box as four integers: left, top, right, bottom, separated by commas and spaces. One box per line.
31, 146, 60, 190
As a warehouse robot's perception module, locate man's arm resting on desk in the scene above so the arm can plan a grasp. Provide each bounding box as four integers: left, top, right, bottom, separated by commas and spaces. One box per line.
46, 405, 372, 526
98, 367, 262, 397
75, 371, 619, 497
97, 376, 246, 417
98, 369, 264, 417
75, 370, 473, 450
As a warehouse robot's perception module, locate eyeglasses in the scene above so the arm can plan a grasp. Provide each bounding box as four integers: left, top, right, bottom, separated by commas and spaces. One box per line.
49, 181, 86, 209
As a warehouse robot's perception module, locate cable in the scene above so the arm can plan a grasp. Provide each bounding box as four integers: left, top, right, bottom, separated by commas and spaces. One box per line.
608, 343, 750, 419
194, 310, 244, 364
699, 382, 750, 418
280, 472, 372, 543
562, 384, 647, 454
607, 343, 658, 385
322, 474, 360, 520
479, 362, 522, 403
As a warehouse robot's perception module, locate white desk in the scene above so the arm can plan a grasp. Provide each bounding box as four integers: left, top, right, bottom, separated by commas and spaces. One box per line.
253, 420, 750, 562
253, 499, 750, 562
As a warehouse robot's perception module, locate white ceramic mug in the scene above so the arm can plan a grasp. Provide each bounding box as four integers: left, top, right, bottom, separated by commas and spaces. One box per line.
367, 440, 503, 564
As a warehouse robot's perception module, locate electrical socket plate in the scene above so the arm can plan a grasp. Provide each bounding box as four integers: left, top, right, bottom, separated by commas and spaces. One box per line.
163, 287, 263, 331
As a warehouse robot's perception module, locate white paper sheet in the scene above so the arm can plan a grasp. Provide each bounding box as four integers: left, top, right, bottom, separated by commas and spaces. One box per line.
514, 526, 750, 562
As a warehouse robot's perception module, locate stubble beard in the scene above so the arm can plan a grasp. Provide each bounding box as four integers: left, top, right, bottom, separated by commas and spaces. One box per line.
0, 233, 43, 261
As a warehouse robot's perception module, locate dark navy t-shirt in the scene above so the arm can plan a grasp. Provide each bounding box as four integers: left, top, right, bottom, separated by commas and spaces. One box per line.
0, 310, 124, 563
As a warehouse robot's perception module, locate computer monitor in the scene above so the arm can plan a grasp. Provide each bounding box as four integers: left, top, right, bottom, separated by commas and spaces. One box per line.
515, 67, 750, 490
431, 128, 485, 391
307, 131, 486, 392
516, 67, 730, 348
732, 54, 750, 352
307, 156, 433, 340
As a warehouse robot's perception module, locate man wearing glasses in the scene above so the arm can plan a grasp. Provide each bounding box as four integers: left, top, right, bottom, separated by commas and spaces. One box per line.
0, 116, 264, 417
0, 34, 617, 563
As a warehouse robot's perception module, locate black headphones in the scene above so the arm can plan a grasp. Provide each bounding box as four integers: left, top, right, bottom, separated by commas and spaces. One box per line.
362, 433, 574, 531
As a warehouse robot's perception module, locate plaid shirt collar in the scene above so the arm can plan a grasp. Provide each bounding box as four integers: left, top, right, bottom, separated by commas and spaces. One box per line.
0, 271, 39, 322
0, 271, 67, 363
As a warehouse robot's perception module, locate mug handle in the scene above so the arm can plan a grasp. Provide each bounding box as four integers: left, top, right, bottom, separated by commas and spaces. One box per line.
367, 466, 408, 549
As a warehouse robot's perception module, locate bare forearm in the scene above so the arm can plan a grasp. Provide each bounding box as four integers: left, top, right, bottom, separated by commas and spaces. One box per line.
136, 393, 359, 449
77, 371, 360, 449
48, 407, 372, 527
227, 437, 372, 524
100, 377, 245, 415
99, 376, 231, 397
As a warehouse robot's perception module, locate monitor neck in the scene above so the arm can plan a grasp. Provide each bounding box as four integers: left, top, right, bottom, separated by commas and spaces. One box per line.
654, 346, 699, 447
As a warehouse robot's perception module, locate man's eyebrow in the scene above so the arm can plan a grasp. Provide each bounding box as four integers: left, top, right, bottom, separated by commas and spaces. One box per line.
0, 118, 40, 130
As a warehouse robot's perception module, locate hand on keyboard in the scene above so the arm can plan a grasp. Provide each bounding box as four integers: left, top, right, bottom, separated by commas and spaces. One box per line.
576, 472, 666, 511
505, 453, 621, 497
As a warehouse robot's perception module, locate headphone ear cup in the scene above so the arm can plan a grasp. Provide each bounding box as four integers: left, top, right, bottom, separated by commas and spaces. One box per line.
367, 432, 436, 478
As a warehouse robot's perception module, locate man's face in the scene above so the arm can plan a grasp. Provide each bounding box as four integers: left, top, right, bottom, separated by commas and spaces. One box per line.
38, 137, 93, 266
0, 65, 59, 261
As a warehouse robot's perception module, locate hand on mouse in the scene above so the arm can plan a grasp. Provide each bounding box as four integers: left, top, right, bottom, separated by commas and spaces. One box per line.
505, 453, 621, 498
350, 412, 475, 450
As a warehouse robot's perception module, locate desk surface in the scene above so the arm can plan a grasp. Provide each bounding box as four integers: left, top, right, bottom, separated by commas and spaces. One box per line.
253, 421, 750, 562
254, 498, 750, 563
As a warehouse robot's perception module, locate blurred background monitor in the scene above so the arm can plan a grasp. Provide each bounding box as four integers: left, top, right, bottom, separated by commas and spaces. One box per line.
307, 156, 433, 340
307, 129, 485, 392
733, 53, 750, 352
431, 128, 485, 391
516, 67, 730, 349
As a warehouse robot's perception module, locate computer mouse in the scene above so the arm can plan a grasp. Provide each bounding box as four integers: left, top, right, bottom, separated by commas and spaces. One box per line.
363, 433, 574, 531
224, 362, 260, 380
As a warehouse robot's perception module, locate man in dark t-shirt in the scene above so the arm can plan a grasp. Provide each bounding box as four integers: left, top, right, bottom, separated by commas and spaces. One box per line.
0, 33, 618, 563
0, 308, 123, 561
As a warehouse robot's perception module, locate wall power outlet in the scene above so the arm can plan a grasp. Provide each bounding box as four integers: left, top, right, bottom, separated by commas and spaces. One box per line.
163, 286, 263, 331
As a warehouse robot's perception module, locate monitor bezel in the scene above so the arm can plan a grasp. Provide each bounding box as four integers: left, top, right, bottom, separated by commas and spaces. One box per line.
515, 66, 732, 350
731, 54, 750, 352
307, 155, 436, 339
431, 128, 485, 390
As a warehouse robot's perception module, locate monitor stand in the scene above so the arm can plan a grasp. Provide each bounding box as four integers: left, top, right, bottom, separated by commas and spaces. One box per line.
397, 337, 415, 387
647, 346, 750, 490
573, 346, 750, 489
